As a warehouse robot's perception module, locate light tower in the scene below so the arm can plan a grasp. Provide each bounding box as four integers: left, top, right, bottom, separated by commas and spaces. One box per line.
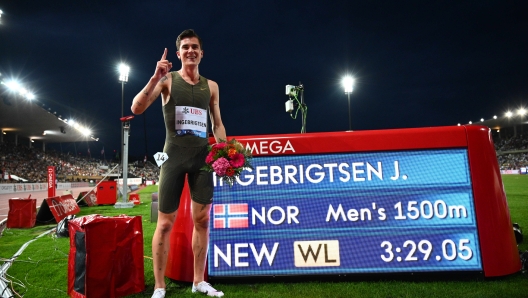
342, 76, 355, 131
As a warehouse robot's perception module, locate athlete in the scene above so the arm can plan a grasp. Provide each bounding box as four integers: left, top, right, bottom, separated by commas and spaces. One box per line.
131, 29, 226, 298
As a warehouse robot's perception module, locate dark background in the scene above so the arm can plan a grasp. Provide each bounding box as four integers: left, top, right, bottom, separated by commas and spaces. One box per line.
1, 1, 527, 160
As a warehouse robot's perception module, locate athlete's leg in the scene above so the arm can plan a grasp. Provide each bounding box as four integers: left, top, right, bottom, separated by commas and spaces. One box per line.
152, 210, 177, 289
191, 200, 211, 284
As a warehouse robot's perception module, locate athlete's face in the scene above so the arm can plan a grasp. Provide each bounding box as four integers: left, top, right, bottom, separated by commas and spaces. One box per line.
177, 37, 203, 66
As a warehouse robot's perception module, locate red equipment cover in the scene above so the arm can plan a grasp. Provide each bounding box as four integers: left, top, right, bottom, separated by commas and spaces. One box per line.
7, 198, 36, 228
67, 215, 144, 298
96, 181, 117, 205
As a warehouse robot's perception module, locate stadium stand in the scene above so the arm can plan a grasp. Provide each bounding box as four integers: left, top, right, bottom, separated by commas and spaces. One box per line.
2, 130, 528, 181
494, 134, 528, 170
0, 141, 159, 183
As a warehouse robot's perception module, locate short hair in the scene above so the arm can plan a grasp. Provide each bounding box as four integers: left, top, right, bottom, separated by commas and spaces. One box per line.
176, 29, 203, 50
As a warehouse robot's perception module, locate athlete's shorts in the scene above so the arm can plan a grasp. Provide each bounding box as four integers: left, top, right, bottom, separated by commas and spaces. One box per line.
158, 142, 213, 213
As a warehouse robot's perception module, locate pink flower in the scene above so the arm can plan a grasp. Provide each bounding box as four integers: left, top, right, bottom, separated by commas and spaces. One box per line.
213, 143, 227, 150
229, 153, 245, 168
212, 157, 230, 176
205, 152, 215, 164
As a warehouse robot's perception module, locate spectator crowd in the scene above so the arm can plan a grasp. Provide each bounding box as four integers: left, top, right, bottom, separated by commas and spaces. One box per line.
1, 142, 159, 183
2, 133, 528, 183
495, 134, 528, 170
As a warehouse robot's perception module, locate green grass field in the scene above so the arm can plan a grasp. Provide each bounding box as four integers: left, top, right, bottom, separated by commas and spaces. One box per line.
1, 175, 527, 298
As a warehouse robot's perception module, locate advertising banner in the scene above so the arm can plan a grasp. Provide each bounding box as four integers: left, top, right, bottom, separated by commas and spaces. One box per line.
0, 184, 14, 194
37, 194, 80, 223
47, 166, 56, 198
117, 178, 142, 186
77, 190, 98, 207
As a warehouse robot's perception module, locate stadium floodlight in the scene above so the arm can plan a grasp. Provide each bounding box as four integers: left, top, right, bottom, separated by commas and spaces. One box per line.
118, 63, 130, 118
342, 76, 354, 93
480, 118, 484, 122
519, 108, 527, 134
118, 63, 130, 83
18, 87, 28, 97
506, 111, 513, 118
81, 127, 92, 136
5, 80, 20, 92
469, 121, 473, 124
342, 75, 355, 131
4, 81, 35, 100
118, 63, 130, 170
457, 123, 461, 126
493, 115, 497, 119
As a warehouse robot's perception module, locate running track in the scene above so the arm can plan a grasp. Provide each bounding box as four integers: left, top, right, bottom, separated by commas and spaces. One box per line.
0, 186, 94, 223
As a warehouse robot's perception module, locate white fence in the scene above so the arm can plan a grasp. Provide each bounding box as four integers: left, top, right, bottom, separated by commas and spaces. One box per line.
0, 182, 89, 194
500, 168, 528, 174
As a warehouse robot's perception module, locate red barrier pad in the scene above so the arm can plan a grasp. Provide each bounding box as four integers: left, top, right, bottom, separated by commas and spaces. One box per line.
36, 195, 80, 224
67, 215, 144, 298
129, 193, 140, 205
77, 191, 98, 207
7, 198, 36, 228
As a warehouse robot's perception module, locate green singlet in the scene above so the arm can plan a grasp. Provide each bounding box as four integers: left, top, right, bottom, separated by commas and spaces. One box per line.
158, 72, 213, 213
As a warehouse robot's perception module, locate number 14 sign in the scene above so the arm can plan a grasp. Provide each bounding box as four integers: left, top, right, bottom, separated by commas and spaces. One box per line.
154, 152, 168, 167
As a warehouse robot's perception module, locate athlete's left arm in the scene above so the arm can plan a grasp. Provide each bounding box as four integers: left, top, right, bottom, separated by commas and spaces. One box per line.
208, 80, 227, 142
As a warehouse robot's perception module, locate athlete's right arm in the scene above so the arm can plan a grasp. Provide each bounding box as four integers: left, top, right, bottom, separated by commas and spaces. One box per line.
131, 48, 172, 115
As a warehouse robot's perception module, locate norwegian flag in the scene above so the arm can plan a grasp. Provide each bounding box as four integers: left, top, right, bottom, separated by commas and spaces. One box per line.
213, 203, 249, 229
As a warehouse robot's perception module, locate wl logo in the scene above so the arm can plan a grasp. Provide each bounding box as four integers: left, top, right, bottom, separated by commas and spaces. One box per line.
293, 240, 340, 267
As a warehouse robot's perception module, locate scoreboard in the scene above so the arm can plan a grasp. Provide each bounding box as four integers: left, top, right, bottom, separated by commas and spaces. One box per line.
206, 125, 520, 278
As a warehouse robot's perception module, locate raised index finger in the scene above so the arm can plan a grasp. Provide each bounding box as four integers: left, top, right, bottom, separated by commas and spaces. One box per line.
161, 48, 167, 60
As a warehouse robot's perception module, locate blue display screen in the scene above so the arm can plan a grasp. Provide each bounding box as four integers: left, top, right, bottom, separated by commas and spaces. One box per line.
208, 149, 482, 276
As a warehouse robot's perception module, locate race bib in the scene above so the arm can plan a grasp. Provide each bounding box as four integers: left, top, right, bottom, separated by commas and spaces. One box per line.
175, 106, 207, 138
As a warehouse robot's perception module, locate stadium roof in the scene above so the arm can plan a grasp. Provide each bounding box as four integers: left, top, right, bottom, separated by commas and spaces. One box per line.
0, 92, 98, 144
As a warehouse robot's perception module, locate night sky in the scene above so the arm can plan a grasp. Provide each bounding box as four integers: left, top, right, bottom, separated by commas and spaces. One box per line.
1, 1, 527, 158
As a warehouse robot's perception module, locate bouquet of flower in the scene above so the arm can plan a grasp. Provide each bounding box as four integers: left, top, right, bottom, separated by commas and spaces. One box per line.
202, 139, 253, 186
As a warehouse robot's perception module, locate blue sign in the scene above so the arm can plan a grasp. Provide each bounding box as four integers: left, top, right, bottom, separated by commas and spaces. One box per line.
208, 149, 482, 276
